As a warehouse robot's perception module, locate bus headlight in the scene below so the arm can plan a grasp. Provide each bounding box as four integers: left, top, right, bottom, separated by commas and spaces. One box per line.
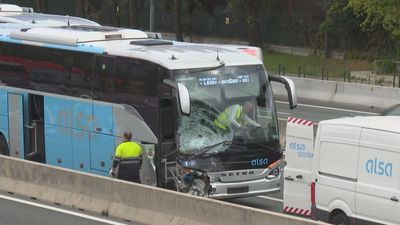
266, 167, 280, 179
177, 163, 191, 178
209, 176, 221, 183
266, 159, 281, 180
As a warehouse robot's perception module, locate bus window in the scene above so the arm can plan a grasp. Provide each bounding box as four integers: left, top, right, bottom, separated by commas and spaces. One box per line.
69, 52, 93, 97
93, 56, 116, 100
0, 43, 30, 89
115, 57, 158, 97
0, 42, 94, 97
161, 98, 175, 142
30, 47, 71, 95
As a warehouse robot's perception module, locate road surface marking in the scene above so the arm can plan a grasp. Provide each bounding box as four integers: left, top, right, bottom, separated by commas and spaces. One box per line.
277, 112, 291, 116
256, 195, 283, 203
0, 194, 127, 225
276, 101, 379, 115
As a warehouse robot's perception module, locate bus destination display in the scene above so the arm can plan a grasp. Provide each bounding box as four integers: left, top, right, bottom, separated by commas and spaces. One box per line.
198, 74, 250, 86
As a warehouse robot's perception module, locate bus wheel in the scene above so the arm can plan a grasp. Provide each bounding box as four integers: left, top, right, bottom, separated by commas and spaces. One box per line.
186, 179, 206, 197
0, 135, 9, 156
331, 213, 350, 225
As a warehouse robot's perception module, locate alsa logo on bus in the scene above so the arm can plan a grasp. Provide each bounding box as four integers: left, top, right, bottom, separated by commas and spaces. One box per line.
365, 157, 393, 177
56, 108, 97, 138
251, 158, 268, 166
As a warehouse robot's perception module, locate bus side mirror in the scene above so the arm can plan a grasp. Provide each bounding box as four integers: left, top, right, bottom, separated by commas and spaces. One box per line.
269, 75, 297, 109
177, 83, 191, 115
163, 79, 191, 116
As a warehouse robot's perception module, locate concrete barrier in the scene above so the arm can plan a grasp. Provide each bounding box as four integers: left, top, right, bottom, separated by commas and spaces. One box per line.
333, 82, 400, 108
272, 76, 400, 110
0, 155, 325, 225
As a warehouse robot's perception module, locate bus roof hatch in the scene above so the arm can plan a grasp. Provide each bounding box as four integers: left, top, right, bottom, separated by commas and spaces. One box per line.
130, 39, 173, 46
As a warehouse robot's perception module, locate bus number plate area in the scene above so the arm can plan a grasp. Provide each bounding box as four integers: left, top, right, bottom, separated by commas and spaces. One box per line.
227, 186, 249, 194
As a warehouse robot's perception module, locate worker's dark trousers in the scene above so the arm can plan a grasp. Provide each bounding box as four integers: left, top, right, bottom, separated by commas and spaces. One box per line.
117, 160, 141, 183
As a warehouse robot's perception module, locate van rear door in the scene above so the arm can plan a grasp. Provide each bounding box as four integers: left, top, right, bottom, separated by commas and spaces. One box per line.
283, 117, 315, 217
357, 128, 400, 224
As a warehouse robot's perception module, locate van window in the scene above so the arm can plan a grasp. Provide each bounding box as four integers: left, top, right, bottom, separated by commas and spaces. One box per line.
318, 141, 359, 179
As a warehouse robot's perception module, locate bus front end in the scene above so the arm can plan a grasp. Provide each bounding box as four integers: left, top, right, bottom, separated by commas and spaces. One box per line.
172, 64, 283, 199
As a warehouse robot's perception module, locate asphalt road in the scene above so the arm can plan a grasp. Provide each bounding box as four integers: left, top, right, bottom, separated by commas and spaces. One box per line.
0, 194, 130, 225
275, 97, 381, 122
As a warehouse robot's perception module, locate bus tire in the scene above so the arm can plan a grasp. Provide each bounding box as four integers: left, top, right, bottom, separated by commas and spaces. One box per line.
0, 135, 9, 156
186, 179, 206, 197
331, 212, 350, 225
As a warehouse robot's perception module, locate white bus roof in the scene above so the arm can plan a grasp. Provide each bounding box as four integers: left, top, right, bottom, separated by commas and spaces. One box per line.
0, 8, 99, 27
0, 4, 263, 70
320, 116, 400, 134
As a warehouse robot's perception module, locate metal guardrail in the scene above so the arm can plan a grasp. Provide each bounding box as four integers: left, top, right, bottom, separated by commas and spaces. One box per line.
275, 64, 399, 88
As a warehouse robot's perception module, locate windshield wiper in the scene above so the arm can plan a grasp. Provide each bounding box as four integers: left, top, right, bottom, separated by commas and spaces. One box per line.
246, 142, 274, 151
193, 140, 232, 158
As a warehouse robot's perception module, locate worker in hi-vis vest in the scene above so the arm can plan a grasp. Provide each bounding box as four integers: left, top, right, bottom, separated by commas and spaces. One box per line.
110, 131, 143, 183
214, 101, 261, 132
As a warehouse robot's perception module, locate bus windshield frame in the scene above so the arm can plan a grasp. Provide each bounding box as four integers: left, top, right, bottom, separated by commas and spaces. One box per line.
173, 64, 280, 157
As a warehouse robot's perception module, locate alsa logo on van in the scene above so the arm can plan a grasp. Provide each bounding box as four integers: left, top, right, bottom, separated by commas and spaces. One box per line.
251, 158, 268, 167
289, 142, 305, 151
365, 157, 393, 177
289, 142, 314, 158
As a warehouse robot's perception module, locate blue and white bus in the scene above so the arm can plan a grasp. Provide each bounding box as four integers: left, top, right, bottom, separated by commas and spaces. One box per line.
0, 4, 297, 199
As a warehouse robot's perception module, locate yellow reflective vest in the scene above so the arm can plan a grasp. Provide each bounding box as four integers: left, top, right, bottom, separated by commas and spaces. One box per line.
115, 142, 142, 158
213, 104, 243, 131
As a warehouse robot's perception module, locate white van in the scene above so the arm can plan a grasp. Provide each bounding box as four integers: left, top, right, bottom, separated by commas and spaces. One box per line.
283, 116, 400, 225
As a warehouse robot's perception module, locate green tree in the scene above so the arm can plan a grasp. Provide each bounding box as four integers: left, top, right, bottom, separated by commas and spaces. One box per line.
175, 0, 184, 41
226, 0, 266, 49
174, 0, 216, 42
74, 0, 85, 18
349, 0, 400, 39
36, 0, 48, 12
127, 0, 138, 28
319, 0, 362, 57
81, 1, 109, 25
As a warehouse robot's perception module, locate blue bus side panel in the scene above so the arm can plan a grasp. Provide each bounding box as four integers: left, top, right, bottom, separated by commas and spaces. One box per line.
45, 124, 73, 169
93, 103, 113, 135
72, 129, 91, 173
90, 133, 114, 172
90, 169, 109, 177
0, 116, 8, 133
44, 96, 93, 131
0, 89, 8, 116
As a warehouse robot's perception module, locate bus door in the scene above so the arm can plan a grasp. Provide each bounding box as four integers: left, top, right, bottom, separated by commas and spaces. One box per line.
24, 94, 45, 162
159, 97, 177, 188
8, 93, 24, 158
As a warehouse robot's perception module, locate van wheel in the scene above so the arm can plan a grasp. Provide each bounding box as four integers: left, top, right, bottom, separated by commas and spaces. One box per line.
331, 213, 350, 225
0, 135, 9, 156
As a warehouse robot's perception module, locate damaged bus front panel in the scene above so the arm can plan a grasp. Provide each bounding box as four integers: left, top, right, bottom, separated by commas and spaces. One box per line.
170, 64, 283, 199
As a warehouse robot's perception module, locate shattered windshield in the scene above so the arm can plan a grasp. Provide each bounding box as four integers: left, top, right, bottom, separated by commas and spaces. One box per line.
174, 65, 279, 155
